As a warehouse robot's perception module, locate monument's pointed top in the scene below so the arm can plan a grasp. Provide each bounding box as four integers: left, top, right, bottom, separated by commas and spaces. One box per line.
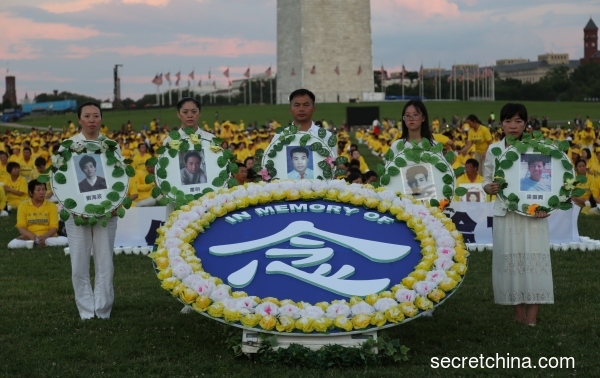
585, 17, 597, 30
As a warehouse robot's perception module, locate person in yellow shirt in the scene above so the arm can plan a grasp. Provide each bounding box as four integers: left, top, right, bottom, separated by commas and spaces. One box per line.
18, 147, 36, 180
350, 149, 369, 173
134, 162, 161, 207
132, 143, 152, 173
579, 123, 596, 149
460, 115, 492, 174
433, 132, 454, 152
572, 159, 596, 210
0, 151, 9, 183
219, 123, 233, 142
8, 179, 68, 248
0, 185, 8, 216
8, 145, 22, 163
3, 162, 28, 209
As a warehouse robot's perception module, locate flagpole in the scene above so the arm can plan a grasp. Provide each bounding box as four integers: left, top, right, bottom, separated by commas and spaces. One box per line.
401, 62, 405, 100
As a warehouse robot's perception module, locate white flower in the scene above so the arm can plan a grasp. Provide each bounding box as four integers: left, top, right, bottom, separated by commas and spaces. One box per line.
350, 302, 375, 316
426, 270, 448, 284
436, 236, 456, 248
171, 263, 193, 280
279, 304, 302, 319
99, 141, 110, 153
377, 189, 399, 202
434, 257, 454, 270
300, 305, 325, 319
235, 297, 259, 312
395, 289, 417, 303
413, 280, 437, 296
325, 302, 351, 319
164, 238, 183, 249
51, 154, 65, 169
71, 141, 86, 153
165, 227, 183, 239
209, 284, 231, 302
436, 247, 456, 259
254, 302, 280, 317
373, 298, 398, 312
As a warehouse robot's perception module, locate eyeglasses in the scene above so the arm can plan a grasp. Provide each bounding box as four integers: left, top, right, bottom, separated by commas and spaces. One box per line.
403, 114, 422, 121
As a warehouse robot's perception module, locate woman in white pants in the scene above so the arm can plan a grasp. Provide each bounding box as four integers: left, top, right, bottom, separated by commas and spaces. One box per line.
65, 102, 119, 320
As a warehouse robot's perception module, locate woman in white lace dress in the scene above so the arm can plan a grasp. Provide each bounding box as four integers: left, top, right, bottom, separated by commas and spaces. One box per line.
482, 103, 553, 326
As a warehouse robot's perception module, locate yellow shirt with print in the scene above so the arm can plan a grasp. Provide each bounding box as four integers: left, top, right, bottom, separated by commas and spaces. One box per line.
467, 126, 492, 155
18, 157, 36, 180
16, 199, 59, 236
3, 175, 28, 208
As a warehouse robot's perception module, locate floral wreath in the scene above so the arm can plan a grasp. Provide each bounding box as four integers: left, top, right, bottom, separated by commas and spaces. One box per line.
146, 128, 239, 209
38, 137, 133, 227
254, 125, 348, 181
376, 139, 466, 210
150, 180, 468, 334
492, 132, 585, 216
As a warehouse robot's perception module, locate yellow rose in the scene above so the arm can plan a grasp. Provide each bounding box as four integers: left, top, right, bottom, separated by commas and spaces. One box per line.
333, 315, 353, 332
231, 291, 248, 298
352, 314, 371, 329
451, 230, 463, 241
454, 253, 467, 264
192, 296, 211, 312
279, 299, 295, 306
295, 317, 315, 333
169, 140, 181, 150
188, 222, 204, 233
415, 231, 431, 241
160, 277, 180, 291
438, 278, 458, 292
155, 257, 169, 270
259, 315, 277, 331
209, 144, 223, 153
240, 313, 262, 328
428, 289, 446, 303
315, 302, 329, 311
261, 297, 281, 306
224, 308, 242, 323
233, 197, 249, 209
349, 296, 364, 306
406, 218, 417, 229
223, 201, 237, 213
445, 270, 462, 283
188, 262, 203, 272
452, 263, 468, 276
172, 283, 186, 297
313, 317, 333, 333
401, 276, 417, 289
247, 195, 259, 206
324, 189, 340, 201
349, 195, 365, 207
421, 254, 436, 263
384, 306, 405, 323
378, 291, 393, 299
377, 200, 392, 213
154, 248, 168, 258
399, 302, 419, 317
188, 133, 200, 144
272, 190, 286, 201
179, 287, 199, 304
157, 267, 173, 280
363, 197, 379, 209
337, 190, 353, 203
299, 189, 316, 200
415, 296, 434, 311
444, 222, 457, 231
420, 238, 435, 248
210, 205, 227, 218
413, 223, 426, 233
389, 284, 406, 294
207, 302, 225, 318
258, 192, 272, 204
370, 312, 387, 327
180, 205, 191, 212
415, 261, 432, 271
396, 211, 411, 221
275, 315, 295, 332
409, 269, 427, 281
364, 293, 379, 306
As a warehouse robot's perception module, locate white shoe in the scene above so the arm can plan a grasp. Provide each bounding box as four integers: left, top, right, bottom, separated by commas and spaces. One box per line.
589, 207, 600, 215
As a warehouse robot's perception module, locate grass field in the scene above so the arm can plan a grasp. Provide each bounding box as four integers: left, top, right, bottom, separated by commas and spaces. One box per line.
7, 100, 600, 133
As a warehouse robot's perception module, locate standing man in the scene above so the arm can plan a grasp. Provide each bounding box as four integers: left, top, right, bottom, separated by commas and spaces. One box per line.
460, 115, 492, 175
277, 88, 337, 158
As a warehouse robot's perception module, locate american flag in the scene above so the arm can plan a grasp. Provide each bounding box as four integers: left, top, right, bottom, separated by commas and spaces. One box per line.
164, 72, 171, 84
310, 65, 316, 75
175, 71, 181, 86
156, 73, 163, 86
291, 68, 296, 76
244, 68, 250, 78
334, 65, 340, 75
151, 74, 160, 85
208, 69, 211, 79
223, 68, 230, 78
189, 70, 194, 80
265, 66, 272, 77
402, 65, 408, 76
212, 81, 217, 89
357, 65, 362, 75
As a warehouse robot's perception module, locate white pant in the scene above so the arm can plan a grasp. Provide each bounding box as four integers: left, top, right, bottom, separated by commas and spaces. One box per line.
66, 217, 118, 320
135, 197, 157, 207
7, 236, 69, 248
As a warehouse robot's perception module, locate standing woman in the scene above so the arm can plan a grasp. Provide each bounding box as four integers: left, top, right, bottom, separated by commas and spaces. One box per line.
394, 100, 435, 148
66, 102, 118, 320
483, 103, 553, 326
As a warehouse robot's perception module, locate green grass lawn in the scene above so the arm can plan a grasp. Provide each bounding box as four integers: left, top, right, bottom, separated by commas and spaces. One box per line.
1, 193, 599, 377
7, 100, 600, 134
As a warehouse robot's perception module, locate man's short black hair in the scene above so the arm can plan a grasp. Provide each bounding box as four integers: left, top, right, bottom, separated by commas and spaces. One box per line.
28, 179, 46, 197
289, 89, 316, 104
34, 157, 46, 167
184, 151, 202, 164
289, 146, 309, 159
465, 158, 479, 169
7, 161, 20, 173
79, 155, 97, 170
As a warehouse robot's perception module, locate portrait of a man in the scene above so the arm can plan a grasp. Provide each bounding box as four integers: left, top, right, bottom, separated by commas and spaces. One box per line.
520, 154, 551, 192
466, 191, 481, 202
180, 151, 207, 185
287, 146, 314, 180
404, 164, 436, 200
77, 155, 107, 193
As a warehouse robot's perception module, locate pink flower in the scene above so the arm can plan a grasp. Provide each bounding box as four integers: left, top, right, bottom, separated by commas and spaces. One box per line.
325, 156, 335, 169
259, 168, 271, 181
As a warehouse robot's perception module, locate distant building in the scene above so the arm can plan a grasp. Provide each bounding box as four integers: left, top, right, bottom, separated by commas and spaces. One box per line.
2, 76, 17, 108
581, 18, 600, 64
495, 53, 579, 83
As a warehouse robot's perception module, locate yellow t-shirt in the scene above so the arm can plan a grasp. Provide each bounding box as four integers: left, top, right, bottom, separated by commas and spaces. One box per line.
132, 152, 152, 172
16, 199, 59, 236
467, 126, 493, 155
18, 157, 36, 180
4, 175, 28, 208
134, 170, 154, 202
0, 186, 6, 210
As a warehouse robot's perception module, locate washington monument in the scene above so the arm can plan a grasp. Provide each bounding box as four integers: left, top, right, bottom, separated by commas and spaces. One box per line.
276, 0, 374, 104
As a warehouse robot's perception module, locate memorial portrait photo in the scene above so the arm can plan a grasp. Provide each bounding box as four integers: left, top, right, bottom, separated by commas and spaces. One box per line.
75, 154, 107, 193
179, 150, 207, 185
520, 154, 551, 192
286, 146, 314, 180
403, 164, 436, 200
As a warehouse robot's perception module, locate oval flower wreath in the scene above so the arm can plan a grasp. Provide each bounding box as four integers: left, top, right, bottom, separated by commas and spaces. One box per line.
492, 131, 586, 216
376, 139, 466, 210
39, 137, 134, 227
150, 180, 469, 334
254, 125, 348, 181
